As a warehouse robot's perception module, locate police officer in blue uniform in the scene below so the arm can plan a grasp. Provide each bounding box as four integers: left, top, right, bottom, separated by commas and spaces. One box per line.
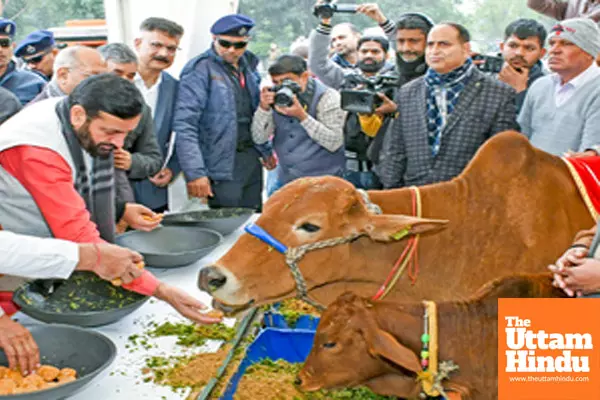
15, 30, 58, 81
0, 19, 45, 105
174, 15, 274, 211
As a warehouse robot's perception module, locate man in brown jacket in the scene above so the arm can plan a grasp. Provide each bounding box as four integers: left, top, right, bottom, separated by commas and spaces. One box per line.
527, 0, 600, 22
549, 224, 600, 297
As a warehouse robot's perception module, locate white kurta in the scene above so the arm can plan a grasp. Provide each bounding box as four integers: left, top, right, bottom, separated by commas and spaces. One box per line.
0, 231, 79, 316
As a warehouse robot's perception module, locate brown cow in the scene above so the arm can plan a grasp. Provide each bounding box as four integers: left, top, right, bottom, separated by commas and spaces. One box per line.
199, 131, 594, 313
297, 274, 566, 400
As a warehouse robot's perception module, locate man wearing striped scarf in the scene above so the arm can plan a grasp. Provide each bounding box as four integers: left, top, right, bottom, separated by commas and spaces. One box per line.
0, 74, 222, 326
378, 23, 518, 188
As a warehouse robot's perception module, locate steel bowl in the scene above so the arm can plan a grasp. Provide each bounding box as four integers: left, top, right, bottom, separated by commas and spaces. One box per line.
115, 226, 222, 268
161, 207, 254, 235
0, 324, 116, 399
13, 272, 149, 327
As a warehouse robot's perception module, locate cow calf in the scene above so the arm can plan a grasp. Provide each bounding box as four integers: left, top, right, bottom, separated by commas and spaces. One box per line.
298, 274, 565, 400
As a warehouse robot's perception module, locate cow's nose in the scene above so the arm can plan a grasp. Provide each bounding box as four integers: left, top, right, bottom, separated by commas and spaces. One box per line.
198, 266, 227, 293
294, 376, 302, 386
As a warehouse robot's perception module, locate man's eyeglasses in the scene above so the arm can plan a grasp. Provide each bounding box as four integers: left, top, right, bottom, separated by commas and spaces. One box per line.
217, 38, 248, 50
149, 41, 180, 54
0, 38, 12, 48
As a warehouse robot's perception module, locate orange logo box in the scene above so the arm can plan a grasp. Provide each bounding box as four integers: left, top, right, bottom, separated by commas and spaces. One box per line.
498, 298, 600, 400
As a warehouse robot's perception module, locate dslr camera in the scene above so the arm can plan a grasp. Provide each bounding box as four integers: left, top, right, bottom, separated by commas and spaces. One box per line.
340, 73, 400, 114
472, 54, 504, 74
269, 79, 302, 107
313, 0, 357, 19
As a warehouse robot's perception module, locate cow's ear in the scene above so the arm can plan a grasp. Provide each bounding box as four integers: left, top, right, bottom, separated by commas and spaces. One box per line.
367, 329, 421, 373
362, 214, 448, 242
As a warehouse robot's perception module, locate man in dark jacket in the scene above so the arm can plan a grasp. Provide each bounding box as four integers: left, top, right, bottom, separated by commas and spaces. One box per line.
14, 30, 58, 81
0, 19, 45, 105
0, 87, 20, 125
378, 23, 518, 189
174, 14, 272, 211
98, 43, 163, 209
133, 17, 184, 213
497, 18, 547, 113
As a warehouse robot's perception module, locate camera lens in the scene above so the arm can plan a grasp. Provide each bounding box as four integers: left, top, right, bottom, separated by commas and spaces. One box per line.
274, 87, 295, 107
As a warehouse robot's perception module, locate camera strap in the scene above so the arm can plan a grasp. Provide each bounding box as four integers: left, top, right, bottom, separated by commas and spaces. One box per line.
297, 78, 316, 111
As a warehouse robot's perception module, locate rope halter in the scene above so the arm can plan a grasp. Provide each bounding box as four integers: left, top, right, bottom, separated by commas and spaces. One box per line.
244, 189, 383, 310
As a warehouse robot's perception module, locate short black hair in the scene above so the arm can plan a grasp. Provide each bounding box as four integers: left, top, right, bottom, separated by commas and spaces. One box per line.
439, 22, 471, 43
396, 13, 434, 36
504, 18, 547, 47
140, 17, 184, 38
68, 74, 144, 120
268, 54, 307, 76
358, 36, 390, 53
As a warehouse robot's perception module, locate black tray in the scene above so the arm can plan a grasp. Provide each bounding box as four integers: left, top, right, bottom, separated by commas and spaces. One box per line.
115, 226, 223, 268
161, 208, 254, 235
13, 272, 149, 327
0, 324, 116, 399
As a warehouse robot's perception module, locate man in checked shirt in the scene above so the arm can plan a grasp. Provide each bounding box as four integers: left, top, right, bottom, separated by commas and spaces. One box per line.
251, 54, 346, 195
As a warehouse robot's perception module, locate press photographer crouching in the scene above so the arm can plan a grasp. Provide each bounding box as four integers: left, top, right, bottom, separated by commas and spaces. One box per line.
251, 55, 346, 194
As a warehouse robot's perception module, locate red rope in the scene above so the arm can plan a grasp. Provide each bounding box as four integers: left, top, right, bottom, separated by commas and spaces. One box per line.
372, 188, 421, 300
372, 237, 414, 300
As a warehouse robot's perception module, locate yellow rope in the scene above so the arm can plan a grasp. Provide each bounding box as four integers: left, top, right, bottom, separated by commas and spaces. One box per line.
412, 185, 422, 220
421, 300, 440, 397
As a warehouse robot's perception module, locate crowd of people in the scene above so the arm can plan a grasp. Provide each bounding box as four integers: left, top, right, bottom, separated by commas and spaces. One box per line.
1, 0, 600, 378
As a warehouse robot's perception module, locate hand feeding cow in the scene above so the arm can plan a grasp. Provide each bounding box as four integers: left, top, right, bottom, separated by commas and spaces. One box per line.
199, 131, 594, 314
297, 274, 566, 400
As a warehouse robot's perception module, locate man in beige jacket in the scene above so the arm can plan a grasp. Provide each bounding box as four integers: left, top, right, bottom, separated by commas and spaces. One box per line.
527, 0, 600, 22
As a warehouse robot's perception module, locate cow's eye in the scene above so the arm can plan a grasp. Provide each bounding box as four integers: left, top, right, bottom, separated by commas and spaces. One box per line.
298, 222, 321, 233
323, 342, 337, 349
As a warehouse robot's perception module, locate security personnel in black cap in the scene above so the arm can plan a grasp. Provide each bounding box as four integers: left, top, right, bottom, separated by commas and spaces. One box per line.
174, 14, 275, 211
0, 19, 45, 105
15, 30, 58, 81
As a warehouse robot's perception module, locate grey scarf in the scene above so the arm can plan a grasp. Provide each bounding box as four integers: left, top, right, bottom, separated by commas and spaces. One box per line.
55, 98, 116, 242
43, 79, 66, 99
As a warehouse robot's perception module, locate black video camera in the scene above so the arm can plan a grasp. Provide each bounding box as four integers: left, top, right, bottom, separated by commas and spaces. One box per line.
472, 54, 504, 74
313, 0, 358, 19
269, 79, 302, 107
340, 73, 400, 114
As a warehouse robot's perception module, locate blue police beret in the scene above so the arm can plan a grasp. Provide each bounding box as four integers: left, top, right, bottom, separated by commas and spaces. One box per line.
15, 30, 55, 60
211, 14, 254, 37
0, 19, 16, 39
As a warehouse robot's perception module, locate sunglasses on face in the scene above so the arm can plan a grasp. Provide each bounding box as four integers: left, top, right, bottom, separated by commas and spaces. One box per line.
0, 38, 12, 48
26, 52, 49, 64
217, 38, 248, 49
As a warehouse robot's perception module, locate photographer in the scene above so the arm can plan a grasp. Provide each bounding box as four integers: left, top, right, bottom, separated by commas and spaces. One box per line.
340, 36, 397, 189
497, 19, 547, 113
309, 2, 396, 89
251, 55, 346, 193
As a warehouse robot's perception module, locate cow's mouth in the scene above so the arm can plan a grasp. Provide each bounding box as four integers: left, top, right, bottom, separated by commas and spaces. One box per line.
212, 299, 255, 316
